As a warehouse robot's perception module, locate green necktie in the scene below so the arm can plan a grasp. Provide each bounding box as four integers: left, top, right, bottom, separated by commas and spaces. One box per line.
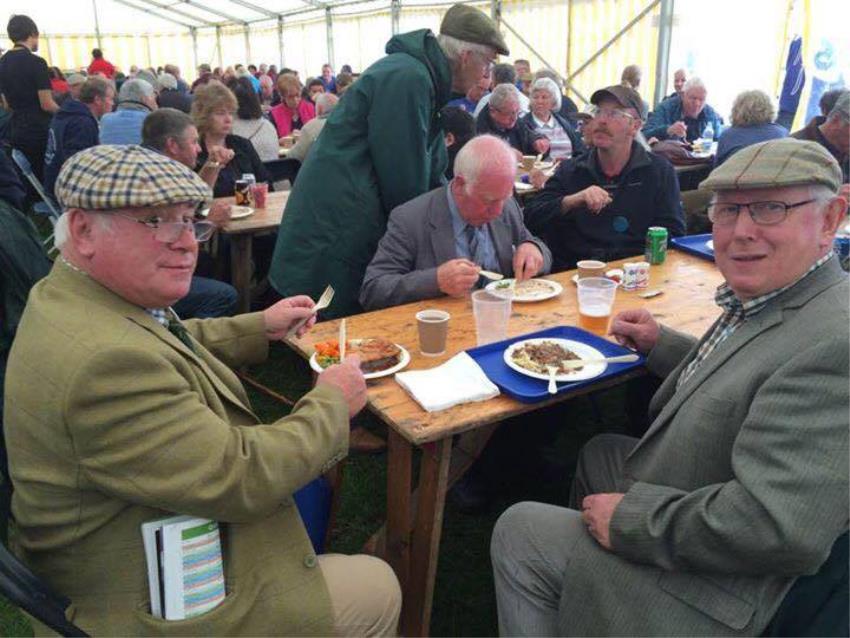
167, 318, 196, 353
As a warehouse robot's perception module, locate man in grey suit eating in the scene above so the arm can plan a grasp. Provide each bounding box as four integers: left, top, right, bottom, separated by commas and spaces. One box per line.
491, 138, 849, 636
360, 134, 551, 310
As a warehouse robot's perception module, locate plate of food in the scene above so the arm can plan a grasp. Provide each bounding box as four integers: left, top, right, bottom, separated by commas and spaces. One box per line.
486, 277, 563, 302
534, 160, 555, 171
310, 337, 410, 379
504, 338, 607, 382
705, 239, 714, 252
230, 205, 254, 219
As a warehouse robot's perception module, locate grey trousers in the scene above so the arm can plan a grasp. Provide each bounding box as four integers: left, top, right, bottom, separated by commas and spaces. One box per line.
491, 433, 637, 636
491, 434, 772, 637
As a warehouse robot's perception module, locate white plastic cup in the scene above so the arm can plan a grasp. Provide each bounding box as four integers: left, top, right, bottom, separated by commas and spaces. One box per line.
472, 290, 512, 345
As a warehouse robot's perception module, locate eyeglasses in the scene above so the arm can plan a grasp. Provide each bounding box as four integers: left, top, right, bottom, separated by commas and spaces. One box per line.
115, 213, 216, 243
707, 199, 817, 226
591, 106, 635, 122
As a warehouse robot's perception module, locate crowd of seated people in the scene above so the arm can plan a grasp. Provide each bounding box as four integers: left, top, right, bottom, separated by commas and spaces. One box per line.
1, 7, 848, 637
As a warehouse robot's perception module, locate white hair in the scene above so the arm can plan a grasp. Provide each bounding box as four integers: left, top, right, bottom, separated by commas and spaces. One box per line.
489, 83, 520, 110
315, 92, 338, 115
531, 77, 561, 112
453, 134, 516, 186
54, 211, 113, 252
682, 77, 706, 95
436, 33, 494, 65
810, 183, 839, 202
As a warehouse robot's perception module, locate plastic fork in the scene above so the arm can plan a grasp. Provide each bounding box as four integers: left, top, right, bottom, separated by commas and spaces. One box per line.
287, 285, 334, 337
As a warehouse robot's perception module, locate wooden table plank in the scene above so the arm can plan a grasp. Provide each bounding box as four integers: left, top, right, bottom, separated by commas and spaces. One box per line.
217, 190, 290, 313
288, 251, 723, 445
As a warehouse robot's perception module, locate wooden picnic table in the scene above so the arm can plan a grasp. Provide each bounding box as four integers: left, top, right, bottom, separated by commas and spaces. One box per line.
217, 189, 289, 313
287, 250, 723, 636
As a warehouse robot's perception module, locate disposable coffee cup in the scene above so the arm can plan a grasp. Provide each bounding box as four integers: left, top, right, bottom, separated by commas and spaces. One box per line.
577, 259, 607, 279
521, 155, 536, 172
416, 310, 450, 357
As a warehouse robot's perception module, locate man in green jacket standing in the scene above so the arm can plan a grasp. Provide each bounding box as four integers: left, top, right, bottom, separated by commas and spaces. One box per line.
269, 4, 509, 317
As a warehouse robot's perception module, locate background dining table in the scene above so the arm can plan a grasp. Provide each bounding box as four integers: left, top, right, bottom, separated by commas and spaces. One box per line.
287, 249, 723, 636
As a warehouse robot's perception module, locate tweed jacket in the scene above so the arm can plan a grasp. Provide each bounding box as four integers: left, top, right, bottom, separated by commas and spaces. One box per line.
558, 257, 849, 635
4, 260, 349, 636
359, 185, 552, 310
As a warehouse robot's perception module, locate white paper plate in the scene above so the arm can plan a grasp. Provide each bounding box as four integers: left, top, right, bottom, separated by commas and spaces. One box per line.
571, 273, 621, 287
309, 340, 410, 380
535, 160, 555, 171
514, 182, 534, 192
485, 278, 563, 302
230, 206, 254, 219
705, 239, 714, 252
504, 338, 607, 382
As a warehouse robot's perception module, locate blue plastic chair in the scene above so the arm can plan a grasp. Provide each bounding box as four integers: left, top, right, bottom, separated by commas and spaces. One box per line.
11, 149, 62, 249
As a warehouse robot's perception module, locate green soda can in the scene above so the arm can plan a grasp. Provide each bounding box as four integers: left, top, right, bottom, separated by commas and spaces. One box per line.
644, 226, 668, 264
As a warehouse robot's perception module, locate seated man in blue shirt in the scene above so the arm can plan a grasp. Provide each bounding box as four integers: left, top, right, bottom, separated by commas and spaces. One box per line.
525, 85, 686, 271
360, 134, 552, 310
99, 78, 157, 145
642, 77, 723, 142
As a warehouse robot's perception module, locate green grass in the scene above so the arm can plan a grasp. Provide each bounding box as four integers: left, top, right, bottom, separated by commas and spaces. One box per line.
0, 342, 636, 636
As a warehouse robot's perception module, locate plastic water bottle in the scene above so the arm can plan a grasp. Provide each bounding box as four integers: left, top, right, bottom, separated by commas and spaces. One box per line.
703, 123, 715, 141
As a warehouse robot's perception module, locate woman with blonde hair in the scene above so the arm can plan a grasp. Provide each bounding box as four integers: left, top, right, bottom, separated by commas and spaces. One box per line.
715, 89, 787, 166
270, 73, 316, 139
191, 80, 270, 197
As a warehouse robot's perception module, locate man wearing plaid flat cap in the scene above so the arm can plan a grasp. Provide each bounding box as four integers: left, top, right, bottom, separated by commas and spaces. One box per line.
492, 138, 848, 636
4, 144, 401, 636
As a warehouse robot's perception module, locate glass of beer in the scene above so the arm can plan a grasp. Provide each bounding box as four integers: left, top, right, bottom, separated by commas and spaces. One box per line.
577, 277, 617, 335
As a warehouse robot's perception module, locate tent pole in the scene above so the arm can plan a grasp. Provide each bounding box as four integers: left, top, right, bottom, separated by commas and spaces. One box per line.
244, 24, 252, 64
490, 0, 501, 27
191, 27, 199, 71
278, 16, 285, 69
653, 0, 674, 108
92, 0, 103, 49
145, 34, 152, 68
325, 7, 335, 71
216, 25, 223, 69
391, 0, 401, 35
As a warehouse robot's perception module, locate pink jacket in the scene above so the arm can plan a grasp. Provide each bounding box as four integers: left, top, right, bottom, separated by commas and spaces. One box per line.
270, 100, 316, 137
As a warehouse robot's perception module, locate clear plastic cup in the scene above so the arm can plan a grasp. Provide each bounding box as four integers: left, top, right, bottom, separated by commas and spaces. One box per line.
472, 290, 512, 345
576, 277, 617, 336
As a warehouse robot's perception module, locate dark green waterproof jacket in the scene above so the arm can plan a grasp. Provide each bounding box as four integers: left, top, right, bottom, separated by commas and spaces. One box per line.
269, 30, 452, 317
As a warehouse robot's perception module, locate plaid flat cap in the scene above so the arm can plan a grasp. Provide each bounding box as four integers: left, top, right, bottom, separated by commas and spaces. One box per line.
440, 4, 509, 56
700, 138, 842, 192
55, 145, 212, 211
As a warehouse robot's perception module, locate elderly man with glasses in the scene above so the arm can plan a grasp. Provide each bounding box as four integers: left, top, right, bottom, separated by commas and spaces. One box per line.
476, 83, 549, 158
491, 138, 849, 636
524, 84, 685, 271
4, 144, 402, 636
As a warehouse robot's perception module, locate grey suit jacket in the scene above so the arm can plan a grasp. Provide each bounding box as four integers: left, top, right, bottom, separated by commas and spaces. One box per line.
558, 257, 849, 635
359, 185, 552, 310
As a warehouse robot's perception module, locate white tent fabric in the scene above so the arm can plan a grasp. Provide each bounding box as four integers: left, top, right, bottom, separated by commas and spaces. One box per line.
2, 0, 848, 124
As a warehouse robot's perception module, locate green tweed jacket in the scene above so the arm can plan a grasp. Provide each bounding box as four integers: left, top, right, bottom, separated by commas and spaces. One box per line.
4, 260, 349, 636
558, 257, 849, 635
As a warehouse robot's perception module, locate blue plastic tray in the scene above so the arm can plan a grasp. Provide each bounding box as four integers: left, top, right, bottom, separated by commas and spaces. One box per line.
465, 326, 645, 403
671, 233, 715, 262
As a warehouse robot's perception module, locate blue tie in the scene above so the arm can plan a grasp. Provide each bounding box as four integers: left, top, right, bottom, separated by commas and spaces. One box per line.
465, 224, 488, 267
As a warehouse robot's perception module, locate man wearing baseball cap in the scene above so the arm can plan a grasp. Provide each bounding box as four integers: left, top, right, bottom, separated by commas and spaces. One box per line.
492, 138, 848, 635
270, 3, 509, 319
525, 84, 685, 271
4, 145, 401, 635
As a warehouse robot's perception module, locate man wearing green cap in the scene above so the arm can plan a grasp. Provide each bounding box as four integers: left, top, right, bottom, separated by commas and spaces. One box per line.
4, 145, 401, 635
491, 138, 848, 635
269, 3, 508, 319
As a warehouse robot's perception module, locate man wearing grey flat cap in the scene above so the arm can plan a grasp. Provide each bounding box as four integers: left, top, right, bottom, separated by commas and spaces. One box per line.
270, 3, 509, 319
492, 138, 848, 636
4, 144, 401, 636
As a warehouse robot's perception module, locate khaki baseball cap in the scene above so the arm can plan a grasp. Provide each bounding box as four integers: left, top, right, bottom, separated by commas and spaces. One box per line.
439, 4, 509, 56
590, 85, 646, 120
699, 138, 842, 193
